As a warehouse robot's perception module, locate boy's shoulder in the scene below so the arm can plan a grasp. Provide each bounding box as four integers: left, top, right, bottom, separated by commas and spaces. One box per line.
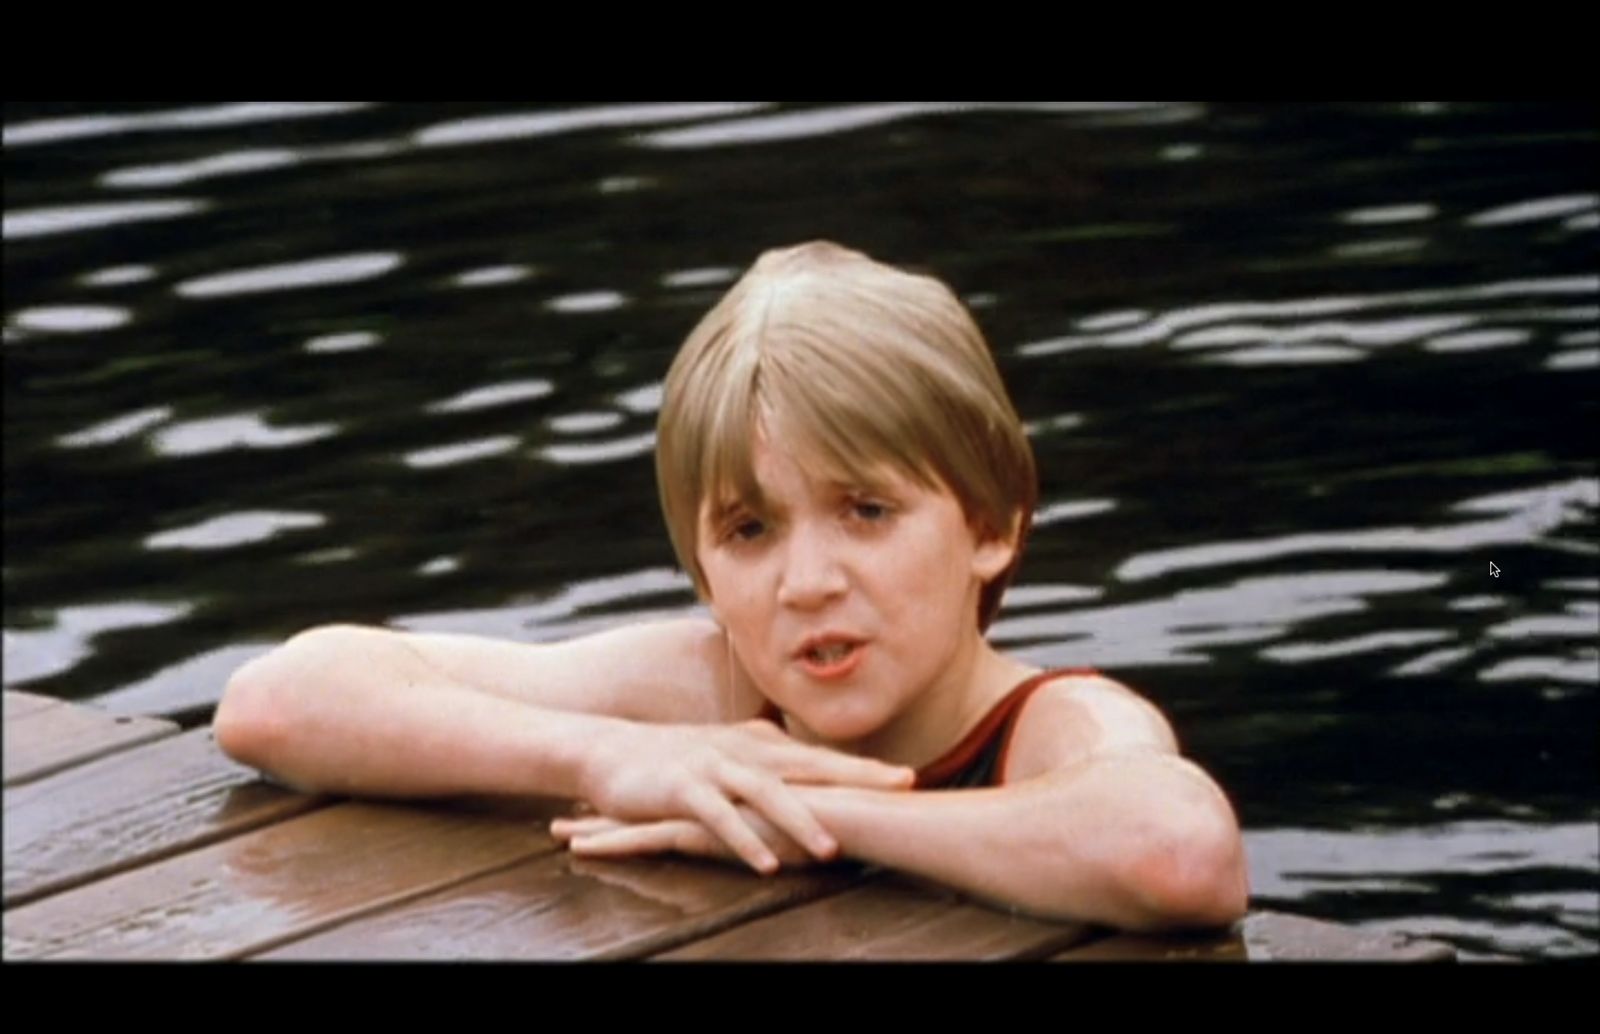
1001, 671, 1181, 783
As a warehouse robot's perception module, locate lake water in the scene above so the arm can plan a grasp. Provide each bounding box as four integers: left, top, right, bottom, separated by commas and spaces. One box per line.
4, 101, 1595, 960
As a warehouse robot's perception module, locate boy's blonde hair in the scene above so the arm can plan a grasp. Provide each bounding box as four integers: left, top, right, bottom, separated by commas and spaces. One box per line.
656, 241, 1036, 631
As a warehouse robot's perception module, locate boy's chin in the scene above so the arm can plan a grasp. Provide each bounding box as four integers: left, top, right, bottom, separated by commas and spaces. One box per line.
787, 701, 892, 749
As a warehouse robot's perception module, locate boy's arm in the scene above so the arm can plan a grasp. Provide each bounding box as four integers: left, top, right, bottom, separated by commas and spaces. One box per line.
213, 618, 736, 796
214, 619, 912, 870
558, 676, 1248, 931
792, 751, 1247, 930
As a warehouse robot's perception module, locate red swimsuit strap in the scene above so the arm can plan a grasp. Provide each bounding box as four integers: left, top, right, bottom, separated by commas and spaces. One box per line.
754, 667, 1102, 786
914, 667, 1100, 788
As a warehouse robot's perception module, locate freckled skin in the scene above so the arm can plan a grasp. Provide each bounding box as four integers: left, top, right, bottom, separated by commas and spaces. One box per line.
695, 436, 1027, 767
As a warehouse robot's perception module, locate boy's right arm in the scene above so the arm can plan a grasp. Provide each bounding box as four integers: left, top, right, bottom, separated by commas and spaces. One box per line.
213, 619, 911, 871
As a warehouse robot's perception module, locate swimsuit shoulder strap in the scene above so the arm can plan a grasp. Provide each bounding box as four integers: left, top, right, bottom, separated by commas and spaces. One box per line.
916, 666, 1101, 789
754, 666, 1103, 789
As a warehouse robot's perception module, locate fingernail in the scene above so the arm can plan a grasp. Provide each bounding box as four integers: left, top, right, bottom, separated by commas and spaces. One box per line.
814, 836, 838, 859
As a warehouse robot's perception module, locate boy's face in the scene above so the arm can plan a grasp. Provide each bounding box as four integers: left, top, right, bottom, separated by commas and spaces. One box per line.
695, 432, 1017, 746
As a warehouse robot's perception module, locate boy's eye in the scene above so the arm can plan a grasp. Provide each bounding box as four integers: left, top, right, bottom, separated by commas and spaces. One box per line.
851, 500, 890, 521
728, 518, 766, 542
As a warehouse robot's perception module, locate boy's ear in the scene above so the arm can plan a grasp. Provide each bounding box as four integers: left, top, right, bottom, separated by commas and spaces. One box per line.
970, 511, 1024, 582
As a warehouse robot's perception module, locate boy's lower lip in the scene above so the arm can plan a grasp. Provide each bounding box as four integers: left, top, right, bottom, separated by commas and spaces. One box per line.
795, 642, 867, 680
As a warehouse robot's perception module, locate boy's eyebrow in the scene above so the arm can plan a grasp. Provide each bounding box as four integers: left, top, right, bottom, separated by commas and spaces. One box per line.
706, 494, 768, 522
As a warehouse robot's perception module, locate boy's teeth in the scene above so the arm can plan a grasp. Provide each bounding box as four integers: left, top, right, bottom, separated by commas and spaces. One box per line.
809, 643, 853, 663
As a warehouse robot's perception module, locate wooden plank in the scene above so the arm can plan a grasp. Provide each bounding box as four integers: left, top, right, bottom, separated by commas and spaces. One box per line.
1236, 910, 1456, 961
1052, 926, 1249, 961
4, 726, 327, 907
2, 800, 555, 960
655, 875, 1098, 960
259, 854, 864, 960
4, 698, 177, 787
5, 691, 60, 721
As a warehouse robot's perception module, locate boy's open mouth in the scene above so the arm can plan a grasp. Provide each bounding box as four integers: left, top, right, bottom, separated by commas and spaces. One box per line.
806, 642, 855, 663
794, 636, 867, 678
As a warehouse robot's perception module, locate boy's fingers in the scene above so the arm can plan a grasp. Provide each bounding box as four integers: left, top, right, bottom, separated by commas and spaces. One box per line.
570, 823, 682, 858
778, 745, 915, 789
717, 763, 836, 860
683, 783, 779, 875
550, 816, 625, 841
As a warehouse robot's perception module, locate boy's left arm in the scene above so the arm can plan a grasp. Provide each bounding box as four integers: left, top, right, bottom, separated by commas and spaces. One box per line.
555, 676, 1249, 931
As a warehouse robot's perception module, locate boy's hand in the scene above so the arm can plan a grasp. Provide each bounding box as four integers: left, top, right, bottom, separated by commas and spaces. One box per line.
576, 719, 912, 874
551, 808, 819, 870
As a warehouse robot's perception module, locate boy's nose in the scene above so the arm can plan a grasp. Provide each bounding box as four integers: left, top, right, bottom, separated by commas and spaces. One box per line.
776, 524, 847, 610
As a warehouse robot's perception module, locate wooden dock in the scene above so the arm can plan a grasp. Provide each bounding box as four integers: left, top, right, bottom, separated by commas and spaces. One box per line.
3, 690, 1455, 961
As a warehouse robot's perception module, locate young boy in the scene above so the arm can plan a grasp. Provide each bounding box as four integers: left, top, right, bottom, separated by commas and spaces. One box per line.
215, 241, 1248, 931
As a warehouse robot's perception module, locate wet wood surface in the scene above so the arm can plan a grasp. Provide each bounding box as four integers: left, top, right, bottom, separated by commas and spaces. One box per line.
4, 695, 176, 787
3, 801, 555, 959
656, 877, 1097, 960
2, 695, 1457, 961
4, 726, 325, 907
262, 855, 861, 960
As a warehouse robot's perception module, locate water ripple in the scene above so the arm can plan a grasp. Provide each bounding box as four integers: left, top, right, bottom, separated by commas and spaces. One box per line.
91, 642, 276, 716
1200, 344, 1365, 366
1467, 193, 1598, 227
1248, 821, 1596, 889
452, 265, 534, 288
145, 511, 325, 551
1181, 314, 1476, 350
80, 265, 157, 287
537, 432, 656, 466
1341, 203, 1438, 225
394, 567, 698, 643
58, 407, 173, 449
615, 383, 662, 414
4, 601, 193, 686
425, 379, 553, 414
12, 305, 131, 333
995, 569, 1448, 667
153, 414, 340, 457
1423, 329, 1532, 353
3, 102, 374, 147
4, 199, 208, 240
174, 253, 403, 299
1117, 478, 1596, 583
638, 102, 1200, 149
303, 331, 380, 354
661, 266, 740, 289
101, 149, 301, 189
1020, 276, 1597, 357
1261, 629, 1456, 664
1032, 498, 1117, 527
1546, 349, 1598, 371
414, 103, 768, 148
548, 411, 624, 434
1389, 646, 1477, 677
402, 436, 521, 469
544, 290, 626, 314
1478, 653, 1598, 685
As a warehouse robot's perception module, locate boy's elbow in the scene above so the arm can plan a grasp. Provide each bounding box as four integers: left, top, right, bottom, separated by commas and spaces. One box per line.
1123, 810, 1249, 931
214, 624, 355, 773
215, 656, 284, 770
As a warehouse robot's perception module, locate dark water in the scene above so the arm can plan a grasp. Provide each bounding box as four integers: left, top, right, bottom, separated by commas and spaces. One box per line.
4, 101, 1595, 960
